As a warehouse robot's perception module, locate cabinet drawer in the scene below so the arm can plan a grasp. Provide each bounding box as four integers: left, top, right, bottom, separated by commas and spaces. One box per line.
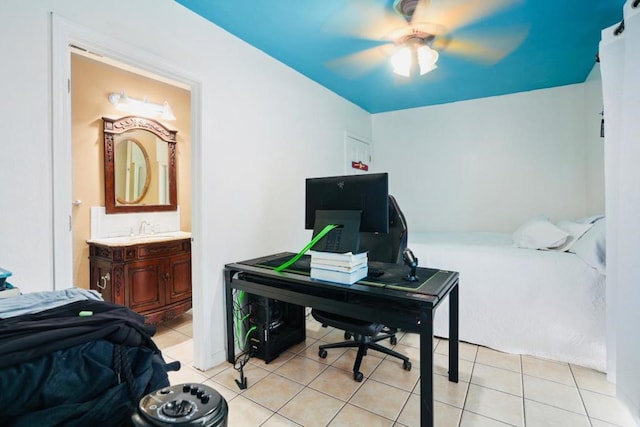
138, 239, 190, 260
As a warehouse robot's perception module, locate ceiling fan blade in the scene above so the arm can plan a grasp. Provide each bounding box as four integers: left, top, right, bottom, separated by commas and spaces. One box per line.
322, 0, 408, 41
439, 25, 529, 64
325, 43, 393, 79
420, 0, 522, 32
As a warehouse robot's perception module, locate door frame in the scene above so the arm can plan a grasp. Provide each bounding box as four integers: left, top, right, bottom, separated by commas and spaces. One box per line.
50, 12, 204, 366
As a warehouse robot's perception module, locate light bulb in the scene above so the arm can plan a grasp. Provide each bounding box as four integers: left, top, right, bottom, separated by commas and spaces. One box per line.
391, 47, 412, 77
417, 45, 439, 75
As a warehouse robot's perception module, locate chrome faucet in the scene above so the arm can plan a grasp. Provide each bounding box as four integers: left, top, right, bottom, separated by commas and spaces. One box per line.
139, 220, 151, 236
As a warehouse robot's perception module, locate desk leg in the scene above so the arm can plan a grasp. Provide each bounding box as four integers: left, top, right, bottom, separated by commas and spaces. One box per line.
224, 271, 235, 363
420, 313, 434, 427
448, 283, 459, 383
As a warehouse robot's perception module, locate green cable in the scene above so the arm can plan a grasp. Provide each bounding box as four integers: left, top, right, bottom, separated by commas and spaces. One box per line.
243, 326, 257, 347
274, 224, 339, 272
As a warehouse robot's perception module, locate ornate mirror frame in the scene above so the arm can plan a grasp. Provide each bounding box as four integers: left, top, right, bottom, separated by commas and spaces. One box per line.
103, 116, 178, 214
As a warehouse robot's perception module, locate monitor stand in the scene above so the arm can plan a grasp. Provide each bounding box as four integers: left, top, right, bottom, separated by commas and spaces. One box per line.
311, 210, 361, 254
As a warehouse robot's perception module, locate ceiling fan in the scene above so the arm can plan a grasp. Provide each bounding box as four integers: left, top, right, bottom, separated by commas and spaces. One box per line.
325, 0, 529, 78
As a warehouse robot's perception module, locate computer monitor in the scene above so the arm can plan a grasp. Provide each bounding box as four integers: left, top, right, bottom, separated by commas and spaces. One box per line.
305, 172, 389, 253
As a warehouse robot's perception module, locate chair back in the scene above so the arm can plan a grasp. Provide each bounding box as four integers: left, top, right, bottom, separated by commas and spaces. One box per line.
358, 195, 407, 263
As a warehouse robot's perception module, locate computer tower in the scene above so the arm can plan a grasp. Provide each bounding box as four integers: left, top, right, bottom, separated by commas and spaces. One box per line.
246, 294, 306, 363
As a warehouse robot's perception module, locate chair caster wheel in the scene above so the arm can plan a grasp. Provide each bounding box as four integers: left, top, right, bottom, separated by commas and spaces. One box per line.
354, 371, 364, 382
319, 349, 328, 359
344, 332, 352, 340
390, 336, 397, 345
403, 360, 412, 371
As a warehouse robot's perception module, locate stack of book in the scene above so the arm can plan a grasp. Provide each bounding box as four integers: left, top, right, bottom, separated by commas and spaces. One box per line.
309, 250, 368, 285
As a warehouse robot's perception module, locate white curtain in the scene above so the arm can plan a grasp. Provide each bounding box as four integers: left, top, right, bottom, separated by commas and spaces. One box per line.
599, 1, 640, 423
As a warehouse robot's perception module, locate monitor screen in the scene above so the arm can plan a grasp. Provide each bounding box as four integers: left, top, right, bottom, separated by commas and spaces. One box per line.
305, 172, 389, 235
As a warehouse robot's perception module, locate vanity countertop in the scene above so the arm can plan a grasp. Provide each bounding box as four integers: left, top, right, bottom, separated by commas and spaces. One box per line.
87, 231, 191, 247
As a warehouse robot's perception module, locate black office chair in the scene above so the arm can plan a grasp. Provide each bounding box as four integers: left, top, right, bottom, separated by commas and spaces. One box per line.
311, 195, 412, 382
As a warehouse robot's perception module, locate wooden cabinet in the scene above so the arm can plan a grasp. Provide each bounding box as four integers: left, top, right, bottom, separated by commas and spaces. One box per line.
89, 238, 192, 324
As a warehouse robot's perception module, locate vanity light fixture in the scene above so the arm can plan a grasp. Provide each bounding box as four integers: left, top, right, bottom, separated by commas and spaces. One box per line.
108, 91, 176, 121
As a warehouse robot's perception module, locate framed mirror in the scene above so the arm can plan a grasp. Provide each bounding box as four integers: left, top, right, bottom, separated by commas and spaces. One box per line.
103, 116, 177, 213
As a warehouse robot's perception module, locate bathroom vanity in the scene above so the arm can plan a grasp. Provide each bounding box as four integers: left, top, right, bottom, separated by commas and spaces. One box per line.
88, 232, 192, 324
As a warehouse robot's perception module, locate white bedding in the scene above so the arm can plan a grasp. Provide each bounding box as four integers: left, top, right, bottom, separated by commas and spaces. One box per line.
409, 231, 606, 371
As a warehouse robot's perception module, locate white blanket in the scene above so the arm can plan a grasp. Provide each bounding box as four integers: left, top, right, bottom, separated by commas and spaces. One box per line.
409, 231, 606, 371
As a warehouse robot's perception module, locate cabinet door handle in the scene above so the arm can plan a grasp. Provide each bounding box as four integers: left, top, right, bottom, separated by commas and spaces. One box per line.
164, 272, 170, 282
98, 272, 111, 289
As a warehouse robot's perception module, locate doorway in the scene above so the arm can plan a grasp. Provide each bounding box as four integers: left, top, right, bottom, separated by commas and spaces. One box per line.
69, 48, 192, 288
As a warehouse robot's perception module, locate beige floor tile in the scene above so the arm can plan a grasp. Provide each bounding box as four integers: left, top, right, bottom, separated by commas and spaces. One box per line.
590, 419, 627, 427
167, 363, 210, 385
459, 410, 514, 426
308, 365, 365, 401
301, 340, 348, 365
211, 362, 270, 392
242, 372, 304, 411
306, 320, 334, 340
175, 322, 193, 337
278, 387, 345, 427
476, 347, 522, 373
433, 374, 469, 408
159, 309, 640, 427
287, 337, 320, 354
162, 339, 194, 365
203, 378, 238, 402
433, 352, 473, 383
399, 332, 439, 350
471, 363, 523, 396
227, 395, 274, 427
331, 347, 384, 378
350, 379, 410, 421
161, 313, 193, 331
197, 361, 232, 379
522, 355, 575, 386
321, 328, 352, 344
523, 375, 586, 415
525, 399, 590, 427
571, 364, 616, 396
435, 339, 479, 362
154, 329, 191, 349
249, 351, 296, 372
391, 343, 421, 362
261, 413, 303, 426
581, 389, 638, 427
397, 394, 462, 427
398, 332, 419, 348
329, 403, 394, 426
369, 358, 420, 392
274, 354, 328, 385
464, 384, 524, 426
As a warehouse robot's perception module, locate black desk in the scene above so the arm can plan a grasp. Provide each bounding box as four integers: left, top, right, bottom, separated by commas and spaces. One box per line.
224, 253, 459, 427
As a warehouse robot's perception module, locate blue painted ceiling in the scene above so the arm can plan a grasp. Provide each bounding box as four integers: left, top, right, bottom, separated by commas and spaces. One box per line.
174, 0, 624, 113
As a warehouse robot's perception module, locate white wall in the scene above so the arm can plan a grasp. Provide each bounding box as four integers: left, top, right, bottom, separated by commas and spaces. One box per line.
0, 0, 371, 369
601, 2, 640, 423
372, 82, 604, 233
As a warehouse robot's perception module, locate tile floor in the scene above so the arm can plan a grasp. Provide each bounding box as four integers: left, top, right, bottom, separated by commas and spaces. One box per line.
155, 311, 637, 427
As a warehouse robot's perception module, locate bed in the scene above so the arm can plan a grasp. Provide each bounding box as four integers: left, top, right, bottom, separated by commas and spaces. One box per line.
408, 215, 606, 371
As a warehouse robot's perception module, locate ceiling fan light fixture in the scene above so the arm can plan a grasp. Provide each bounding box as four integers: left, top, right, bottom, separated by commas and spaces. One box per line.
417, 45, 439, 75
391, 43, 438, 77
391, 46, 413, 77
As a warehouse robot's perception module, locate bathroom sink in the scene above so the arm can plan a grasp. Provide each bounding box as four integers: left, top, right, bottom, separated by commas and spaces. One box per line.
88, 231, 191, 246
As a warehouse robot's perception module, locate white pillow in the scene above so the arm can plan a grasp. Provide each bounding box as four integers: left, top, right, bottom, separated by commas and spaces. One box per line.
512, 215, 569, 250
570, 218, 606, 273
553, 219, 594, 252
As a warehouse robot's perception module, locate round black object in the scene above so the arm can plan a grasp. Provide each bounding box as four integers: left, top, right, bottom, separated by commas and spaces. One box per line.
131, 383, 228, 426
